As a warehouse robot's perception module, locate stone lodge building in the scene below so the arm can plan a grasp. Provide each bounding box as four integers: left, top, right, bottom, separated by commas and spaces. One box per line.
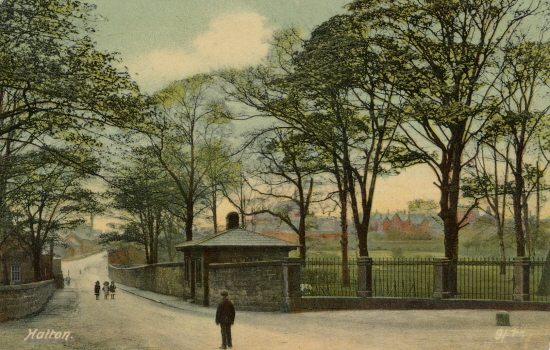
175, 212, 299, 307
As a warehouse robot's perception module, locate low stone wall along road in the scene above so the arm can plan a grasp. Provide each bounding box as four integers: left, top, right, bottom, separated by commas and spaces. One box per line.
1, 252, 550, 349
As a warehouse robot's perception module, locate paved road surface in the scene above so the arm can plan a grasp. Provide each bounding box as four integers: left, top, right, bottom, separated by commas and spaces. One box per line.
2, 252, 550, 350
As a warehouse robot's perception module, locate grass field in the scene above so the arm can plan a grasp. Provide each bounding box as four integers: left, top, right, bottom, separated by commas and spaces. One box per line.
305, 234, 446, 259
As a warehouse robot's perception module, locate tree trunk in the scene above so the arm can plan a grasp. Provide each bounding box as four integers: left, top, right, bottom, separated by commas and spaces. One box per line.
239, 208, 247, 230
522, 196, 531, 256
32, 249, 42, 282
534, 161, 541, 254
185, 202, 194, 242
340, 165, 350, 286
340, 204, 350, 287
332, 157, 350, 286
298, 231, 306, 260
151, 217, 159, 264
498, 145, 510, 274
345, 161, 369, 257
144, 237, 150, 265
513, 170, 526, 256
212, 187, 218, 233
440, 178, 459, 296
438, 139, 463, 297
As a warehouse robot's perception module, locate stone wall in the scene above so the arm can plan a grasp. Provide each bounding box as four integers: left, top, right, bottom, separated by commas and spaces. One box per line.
208, 261, 285, 312
0, 280, 55, 322
109, 263, 185, 297
109, 259, 302, 313
300, 297, 550, 311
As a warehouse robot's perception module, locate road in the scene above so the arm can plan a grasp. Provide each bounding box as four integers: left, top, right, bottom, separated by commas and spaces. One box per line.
1, 252, 550, 350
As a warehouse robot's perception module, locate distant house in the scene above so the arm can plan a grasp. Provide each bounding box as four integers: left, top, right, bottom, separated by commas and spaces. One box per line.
64, 233, 84, 257
0, 235, 59, 286
370, 212, 444, 237
245, 203, 464, 239
62, 228, 100, 258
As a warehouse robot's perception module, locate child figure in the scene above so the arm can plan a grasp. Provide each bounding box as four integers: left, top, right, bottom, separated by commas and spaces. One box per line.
110, 281, 116, 299
94, 281, 100, 300
102, 281, 110, 300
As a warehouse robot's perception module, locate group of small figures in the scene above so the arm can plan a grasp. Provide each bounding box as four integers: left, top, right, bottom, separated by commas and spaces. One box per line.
94, 281, 116, 300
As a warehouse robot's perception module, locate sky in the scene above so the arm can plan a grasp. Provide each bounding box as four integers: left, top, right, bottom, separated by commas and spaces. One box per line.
88, 0, 351, 93
85, 0, 441, 228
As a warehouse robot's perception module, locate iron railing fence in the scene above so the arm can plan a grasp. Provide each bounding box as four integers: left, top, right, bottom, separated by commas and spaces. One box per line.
302, 258, 358, 297
455, 258, 514, 300
372, 258, 433, 298
453, 258, 550, 302
303, 257, 550, 301
530, 258, 550, 302
302, 257, 434, 298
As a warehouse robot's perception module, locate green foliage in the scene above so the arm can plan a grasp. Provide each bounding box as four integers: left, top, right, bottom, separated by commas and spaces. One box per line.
154, 74, 234, 125
0, 0, 143, 147
340, 0, 550, 267
147, 73, 239, 240
460, 217, 513, 257
106, 147, 175, 264
203, 141, 242, 191
408, 199, 438, 215
461, 175, 512, 199
98, 223, 143, 246
0, 0, 145, 268
7, 146, 101, 280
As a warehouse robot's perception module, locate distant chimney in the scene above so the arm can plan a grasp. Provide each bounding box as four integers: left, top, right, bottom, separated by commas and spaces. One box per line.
226, 212, 240, 230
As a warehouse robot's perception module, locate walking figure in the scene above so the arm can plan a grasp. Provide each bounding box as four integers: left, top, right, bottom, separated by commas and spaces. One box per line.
215, 291, 235, 349
94, 281, 100, 300
110, 281, 116, 299
102, 281, 110, 300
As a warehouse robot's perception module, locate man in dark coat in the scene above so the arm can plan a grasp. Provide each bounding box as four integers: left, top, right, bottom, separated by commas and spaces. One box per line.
215, 291, 235, 349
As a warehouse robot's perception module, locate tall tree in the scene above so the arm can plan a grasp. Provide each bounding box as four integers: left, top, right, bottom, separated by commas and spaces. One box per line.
0, 0, 141, 146
348, 0, 550, 294
462, 140, 512, 270
202, 141, 241, 233
246, 129, 322, 259
221, 25, 414, 258
221, 173, 266, 230
0, 0, 142, 250
10, 147, 101, 281
490, 41, 550, 257
146, 74, 233, 241
105, 147, 173, 264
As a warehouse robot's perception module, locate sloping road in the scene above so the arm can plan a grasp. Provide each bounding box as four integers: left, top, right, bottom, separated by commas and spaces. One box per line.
1, 252, 550, 350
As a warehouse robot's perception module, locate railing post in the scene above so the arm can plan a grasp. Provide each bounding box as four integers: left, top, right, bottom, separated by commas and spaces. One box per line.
513, 257, 530, 302
357, 256, 373, 298
281, 258, 302, 313
433, 258, 451, 299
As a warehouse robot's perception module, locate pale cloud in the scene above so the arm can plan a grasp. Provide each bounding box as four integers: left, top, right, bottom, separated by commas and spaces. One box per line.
127, 12, 273, 93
